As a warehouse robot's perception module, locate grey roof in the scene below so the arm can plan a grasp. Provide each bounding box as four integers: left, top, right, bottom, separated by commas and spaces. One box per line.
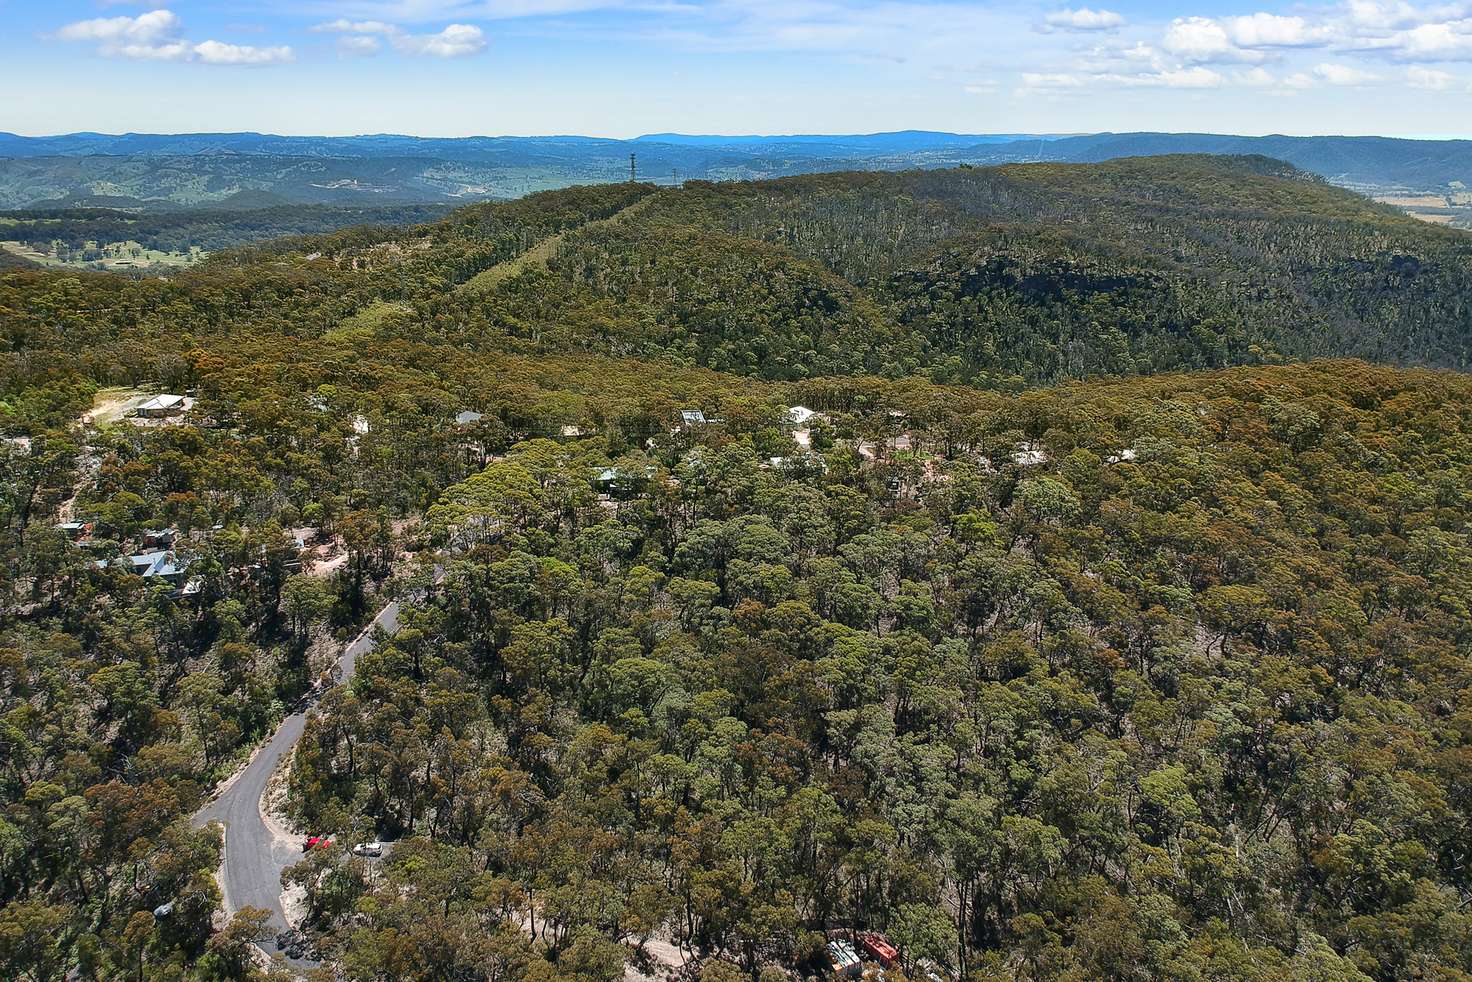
455, 410, 485, 425
137, 394, 186, 412
99, 550, 192, 579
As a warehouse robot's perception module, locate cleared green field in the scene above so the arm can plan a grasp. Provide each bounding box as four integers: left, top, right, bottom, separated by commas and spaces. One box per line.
0, 238, 205, 271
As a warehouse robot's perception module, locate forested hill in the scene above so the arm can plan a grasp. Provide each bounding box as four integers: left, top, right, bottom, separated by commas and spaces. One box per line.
227, 154, 1472, 387
5, 149, 1472, 981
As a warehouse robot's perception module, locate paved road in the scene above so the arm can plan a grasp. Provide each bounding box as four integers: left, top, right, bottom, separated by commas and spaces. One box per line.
193, 597, 405, 957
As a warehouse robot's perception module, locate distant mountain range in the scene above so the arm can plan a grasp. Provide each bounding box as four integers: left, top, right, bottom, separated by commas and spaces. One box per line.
0, 130, 1468, 210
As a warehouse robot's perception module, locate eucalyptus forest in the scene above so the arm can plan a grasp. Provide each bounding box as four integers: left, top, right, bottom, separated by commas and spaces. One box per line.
2, 156, 1471, 982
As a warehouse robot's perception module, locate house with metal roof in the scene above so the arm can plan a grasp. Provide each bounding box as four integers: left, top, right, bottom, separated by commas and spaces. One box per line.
135, 395, 188, 418
96, 550, 194, 589
828, 940, 862, 979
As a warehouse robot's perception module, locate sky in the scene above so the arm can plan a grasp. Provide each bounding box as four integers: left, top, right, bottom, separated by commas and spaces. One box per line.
2, 0, 1471, 138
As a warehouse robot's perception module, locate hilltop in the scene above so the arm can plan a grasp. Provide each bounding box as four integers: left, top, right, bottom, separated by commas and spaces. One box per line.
212, 155, 1472, 387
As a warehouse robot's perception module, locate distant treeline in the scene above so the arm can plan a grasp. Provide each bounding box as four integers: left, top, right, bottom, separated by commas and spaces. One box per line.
0, 203, 455, 255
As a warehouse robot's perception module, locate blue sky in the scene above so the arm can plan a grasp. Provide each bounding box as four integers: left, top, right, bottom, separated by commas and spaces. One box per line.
3, 0, 1471, 137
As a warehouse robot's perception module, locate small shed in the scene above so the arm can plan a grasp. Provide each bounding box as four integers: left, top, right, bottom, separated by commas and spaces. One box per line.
828, 940, 862, 980
56, 521, 91, 541
788, 405, 819, 426
142, 527, 178, 549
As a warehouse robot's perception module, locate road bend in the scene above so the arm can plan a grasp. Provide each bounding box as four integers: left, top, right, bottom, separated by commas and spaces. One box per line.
192, 596, 405, 958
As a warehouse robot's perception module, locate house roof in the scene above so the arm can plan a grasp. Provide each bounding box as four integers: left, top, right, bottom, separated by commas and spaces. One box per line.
106, 550, 192, 579
788, 405, 818, 425
137, 394, 185, 412
455, 410, 485, 426
828, 940, 861, 968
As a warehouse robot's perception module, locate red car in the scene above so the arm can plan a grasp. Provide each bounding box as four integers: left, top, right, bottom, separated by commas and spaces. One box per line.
857, 932, 900, 968
303, 835, 332, 852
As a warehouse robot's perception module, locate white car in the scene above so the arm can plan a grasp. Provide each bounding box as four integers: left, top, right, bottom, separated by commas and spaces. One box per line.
351, 841, 383, 857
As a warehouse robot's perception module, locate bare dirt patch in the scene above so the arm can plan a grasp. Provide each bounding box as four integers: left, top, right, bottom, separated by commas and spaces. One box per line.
1375, 195, 1450, 209
83, 387, 152, 426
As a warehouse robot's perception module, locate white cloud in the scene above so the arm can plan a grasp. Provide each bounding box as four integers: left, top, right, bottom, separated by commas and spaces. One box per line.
1144, 3, 1472, 83
52, 10, 293, 66
1346, 0, 1438, 31
1163, 16, 1265, 63
1160, 11, 1333, 64
1224, 13, 1330, 48
318, 0, 625, 20
55, 10, 180, 44
338, 34, 385, 55
111, 41, 195, 61
1390, 21, 1472, 60
1118, 66, 1225, 87
1314, 61, 1382, 82
1236, 66, 1279, 86
194, 40, 295, 65
1407, 64, 1456, 86
310, 18, 489, 57
1020, 71, 1087, 90
312, 19, 403, 35
393, 23, 488, 56
1041, 8, 1124, 33
1112, 41, 1158, 61
1021, 65, 1223, 91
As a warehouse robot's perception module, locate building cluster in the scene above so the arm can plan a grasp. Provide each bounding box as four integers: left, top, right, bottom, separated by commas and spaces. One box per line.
824, 930, 950, 981
60, 521, 332, 599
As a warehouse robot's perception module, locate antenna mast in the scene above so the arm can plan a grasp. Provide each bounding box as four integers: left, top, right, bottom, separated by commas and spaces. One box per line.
629, 153, 637, 183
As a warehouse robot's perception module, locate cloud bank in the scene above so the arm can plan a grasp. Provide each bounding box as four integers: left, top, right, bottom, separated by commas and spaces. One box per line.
54, 10, 294, 65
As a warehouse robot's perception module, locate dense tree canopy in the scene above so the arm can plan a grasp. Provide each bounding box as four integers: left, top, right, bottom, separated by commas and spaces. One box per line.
1, 157, 1471, 980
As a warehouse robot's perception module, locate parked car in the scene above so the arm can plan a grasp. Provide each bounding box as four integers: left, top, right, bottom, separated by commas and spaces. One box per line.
152, 901, 174, 918
351, 841, 383, 857
303, 835, 331, 851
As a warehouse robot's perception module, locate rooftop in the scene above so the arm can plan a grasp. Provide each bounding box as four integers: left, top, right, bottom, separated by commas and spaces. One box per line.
136, 394, 186, 412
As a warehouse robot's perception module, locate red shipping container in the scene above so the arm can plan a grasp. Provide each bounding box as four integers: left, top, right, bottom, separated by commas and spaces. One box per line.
858, 932, 900, 967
